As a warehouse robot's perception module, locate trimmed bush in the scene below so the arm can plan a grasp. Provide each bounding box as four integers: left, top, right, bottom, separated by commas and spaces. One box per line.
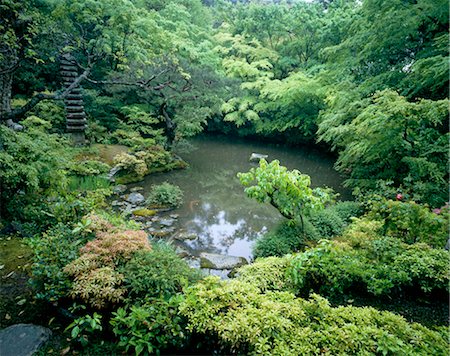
328, 201, 363, 224
180, 277, 449, 355
122, 242, 201, 300
146, 182, 183, 209
308, 208, 345, 238
288, 236, 449, 298
236, 256, 291, 292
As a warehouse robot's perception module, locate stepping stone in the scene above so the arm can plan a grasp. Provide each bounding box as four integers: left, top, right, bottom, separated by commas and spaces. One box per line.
126, 192, 145, 205
0, 324, 52, 356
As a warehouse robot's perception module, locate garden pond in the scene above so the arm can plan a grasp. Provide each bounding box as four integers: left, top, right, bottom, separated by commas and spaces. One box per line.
131, 135, 351, 261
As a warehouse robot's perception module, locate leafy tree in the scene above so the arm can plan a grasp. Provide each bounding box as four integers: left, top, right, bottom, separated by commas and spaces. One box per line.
238, 159, 332, 229
319, 90, 449, 206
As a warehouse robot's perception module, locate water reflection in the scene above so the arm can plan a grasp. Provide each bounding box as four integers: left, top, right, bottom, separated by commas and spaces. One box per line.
136, 135, 351, 260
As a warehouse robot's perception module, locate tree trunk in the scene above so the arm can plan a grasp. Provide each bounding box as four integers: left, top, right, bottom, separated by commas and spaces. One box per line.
0, 66, 23, 130
160, 103, 176, 150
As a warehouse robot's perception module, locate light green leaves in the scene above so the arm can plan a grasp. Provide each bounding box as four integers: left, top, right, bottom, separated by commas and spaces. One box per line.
238, 159, 332, 220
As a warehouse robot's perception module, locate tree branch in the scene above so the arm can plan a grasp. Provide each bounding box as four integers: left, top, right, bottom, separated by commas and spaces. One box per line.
1, 67, 92, 122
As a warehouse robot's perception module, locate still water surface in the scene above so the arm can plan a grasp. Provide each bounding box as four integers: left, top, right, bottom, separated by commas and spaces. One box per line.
139, 135, 351, 260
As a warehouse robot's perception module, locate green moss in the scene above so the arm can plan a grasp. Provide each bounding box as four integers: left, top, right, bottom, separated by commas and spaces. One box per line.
0, 236, 33, 274
199, 258, 216, 269
132, 208, 156, 217
115, 174, 144, 184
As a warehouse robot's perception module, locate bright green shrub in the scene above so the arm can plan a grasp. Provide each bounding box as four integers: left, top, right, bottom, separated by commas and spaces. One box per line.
368, 199, 449, 248
68, 160, 111, 176
111, 295, 187, 355
180, 277, 449, 355
146, 182, 183, 209
236, 256, 291, 292
253, 220, 318, 258
122, 242, 201, 300
113, 152, 148, 183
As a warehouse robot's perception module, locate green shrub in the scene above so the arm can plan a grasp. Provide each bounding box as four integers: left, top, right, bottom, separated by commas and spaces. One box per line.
0, 126, 70, 220
113, 152, 148, 183
368, 199, 449, 248
253, 220, 318, 258
328, 201, 363, 224
28, 224, 84, 302
146, 182, 183, 209
68, 160, 111, 176
236, 256, 291, 292
65, 312, 103, 348
111, 295, 187, 355
180, 277, 449, 355
288, 237, 449, 298
308, 207, 345, 238
122, 242, 201, 300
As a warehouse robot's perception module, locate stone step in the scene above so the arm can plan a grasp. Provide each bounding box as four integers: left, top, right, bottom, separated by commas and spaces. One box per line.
61, 71, 78, 77
66, 95, 83, 100
66, 112, 86, 119
66, 119, 87, 125
64, 100, 83, 106
66, 106, 85, 112
60, 65, 77, 71
67, 124, 87, 130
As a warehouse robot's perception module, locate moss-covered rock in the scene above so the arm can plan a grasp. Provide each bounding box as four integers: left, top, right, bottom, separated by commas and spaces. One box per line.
132, 209, 156, 217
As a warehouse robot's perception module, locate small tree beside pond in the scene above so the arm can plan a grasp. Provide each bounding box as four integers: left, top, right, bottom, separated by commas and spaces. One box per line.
238, 159, 333, 230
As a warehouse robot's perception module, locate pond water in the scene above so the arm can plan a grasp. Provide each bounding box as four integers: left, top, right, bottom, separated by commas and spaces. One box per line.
138, 135, 351, 260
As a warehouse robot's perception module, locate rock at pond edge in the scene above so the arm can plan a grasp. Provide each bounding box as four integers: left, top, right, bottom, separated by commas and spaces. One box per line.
199, 252, 248, 270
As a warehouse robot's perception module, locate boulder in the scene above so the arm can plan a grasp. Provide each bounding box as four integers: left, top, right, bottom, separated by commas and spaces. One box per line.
159, 218, 175, 227
112, 184, 127, 194
126, 192, 145, 205
175, 246, 190, 258
174, 232, 198, 241
0, 324, 52, 356
184, 257, 201, 269
249, 153, 268, 162
199, 252, 248, 270
130, 186, 144, 192
108, 166, 121, 181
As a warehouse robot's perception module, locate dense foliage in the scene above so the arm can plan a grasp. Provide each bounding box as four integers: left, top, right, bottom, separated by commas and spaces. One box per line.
1, 0, 448, 355
180, 276, 448, 355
